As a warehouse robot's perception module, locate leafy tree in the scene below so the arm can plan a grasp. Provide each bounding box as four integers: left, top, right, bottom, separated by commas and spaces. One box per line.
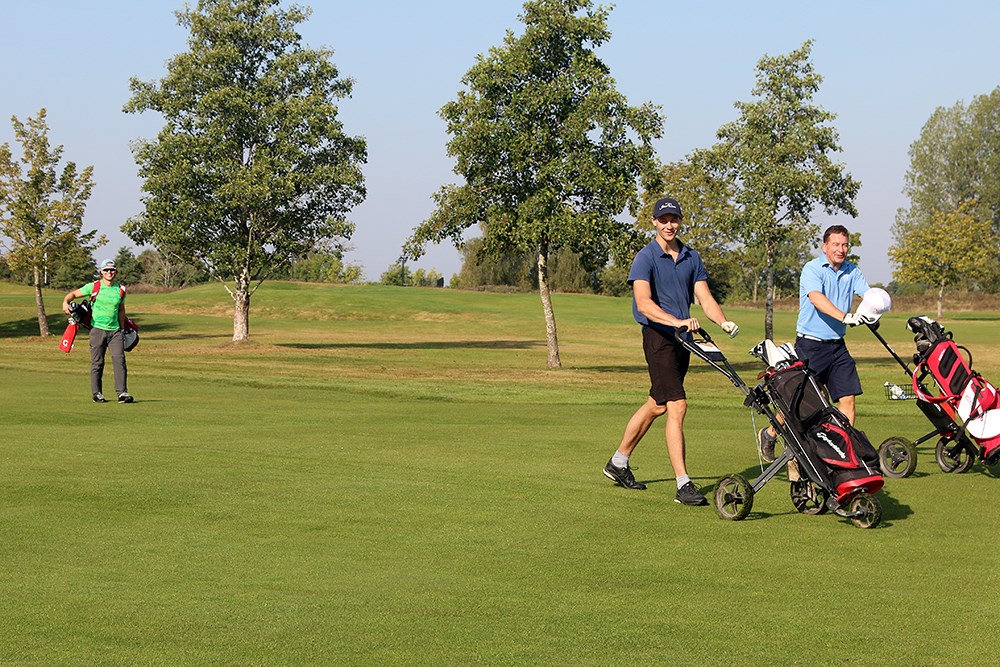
137, 248, 208, 288
894, 87, 1000, 289
404, 0, 662, 368
411, 268, 444, 288
457, 235, 534, 291
704, 41, 860, 338
123, 0, 366, 341
0, 109, 102, 335
380, 260, 412, 287
598, 261, 630, 297
642, 158, 742, 302
889, 206, 993, 317
288, 250, 362, 284
113, 247, 144, 285
49, 242, 99, 290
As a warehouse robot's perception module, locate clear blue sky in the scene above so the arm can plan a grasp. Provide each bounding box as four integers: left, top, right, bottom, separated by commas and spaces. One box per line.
4, 0, 999, 285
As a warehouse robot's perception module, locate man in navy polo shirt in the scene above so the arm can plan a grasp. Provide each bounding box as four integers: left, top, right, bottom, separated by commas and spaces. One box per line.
603, 197, 740, 506
757, 224, 872, 462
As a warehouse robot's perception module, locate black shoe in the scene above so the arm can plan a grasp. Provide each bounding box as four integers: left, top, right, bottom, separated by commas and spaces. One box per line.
757, 427, 777, 463
93, 393, 107, 403
675, 481, 708, 506
117, 392, 134, 404
603, 459, 646, 490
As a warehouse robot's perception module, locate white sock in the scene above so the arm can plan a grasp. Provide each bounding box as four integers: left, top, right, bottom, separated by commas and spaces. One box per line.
677, 474, 691, 489
611, 451, 629, 468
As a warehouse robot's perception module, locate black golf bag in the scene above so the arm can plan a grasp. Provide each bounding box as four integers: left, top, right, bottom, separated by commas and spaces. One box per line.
762, 360, 884, 502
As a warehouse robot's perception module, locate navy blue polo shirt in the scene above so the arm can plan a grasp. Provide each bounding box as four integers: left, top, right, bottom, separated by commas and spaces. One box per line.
627, 239, 708, 335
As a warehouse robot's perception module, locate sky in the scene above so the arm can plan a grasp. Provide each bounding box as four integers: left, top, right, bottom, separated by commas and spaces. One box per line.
3, 0, 999, 285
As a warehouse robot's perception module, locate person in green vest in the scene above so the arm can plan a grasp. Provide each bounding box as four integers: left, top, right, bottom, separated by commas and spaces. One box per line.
62, 258, 134, 403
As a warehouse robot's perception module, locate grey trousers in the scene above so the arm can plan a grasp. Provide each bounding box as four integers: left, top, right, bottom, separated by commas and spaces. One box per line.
90, 328, 127, 395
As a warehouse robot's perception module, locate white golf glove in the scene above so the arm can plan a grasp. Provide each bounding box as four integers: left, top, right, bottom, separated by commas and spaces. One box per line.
842, 312, 874, 327
720, 321, 739, 338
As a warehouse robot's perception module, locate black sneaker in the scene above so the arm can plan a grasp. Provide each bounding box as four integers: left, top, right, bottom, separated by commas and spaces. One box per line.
117, 392, 134, 404
675, 481, 708, 506
757, 427, 777, 463
603, 459, 646, 490
92, 393, 107, 403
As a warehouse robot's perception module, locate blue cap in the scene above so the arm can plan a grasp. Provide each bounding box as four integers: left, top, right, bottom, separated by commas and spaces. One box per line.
653, 197, 682, 219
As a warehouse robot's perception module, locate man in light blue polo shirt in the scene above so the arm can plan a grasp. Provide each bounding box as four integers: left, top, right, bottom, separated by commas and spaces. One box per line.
602, 197, 740, 506
758, 224, 871, 461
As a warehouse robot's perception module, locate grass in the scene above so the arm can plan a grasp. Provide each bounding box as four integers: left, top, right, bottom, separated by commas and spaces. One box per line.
1, 281, 999, 665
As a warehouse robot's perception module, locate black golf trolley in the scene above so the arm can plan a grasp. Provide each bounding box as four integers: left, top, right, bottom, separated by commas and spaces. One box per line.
678, 328, 884, 529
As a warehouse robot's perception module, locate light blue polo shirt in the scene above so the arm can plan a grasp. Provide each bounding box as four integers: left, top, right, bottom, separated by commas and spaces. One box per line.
796, 256, 870, 340
628, 239, 708, 336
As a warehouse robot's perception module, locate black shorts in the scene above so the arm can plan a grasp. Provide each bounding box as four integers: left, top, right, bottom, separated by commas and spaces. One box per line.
642, 326, 690, 404
794, 337, 863, 402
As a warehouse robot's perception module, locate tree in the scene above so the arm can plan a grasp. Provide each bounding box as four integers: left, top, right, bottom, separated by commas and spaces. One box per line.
380, 260, 412, 287
137, 248, 208, 288
889, 206, 993, 317
457, 235, 534, 291
644, 158, 741, 302
404, 0, 662, 368
113, 247, 144, 285
288, 249, 362, 284
0, 109, 101, 335
894, 87, 1000, 289
704, 41, 860, 338
123, 0, 366, 342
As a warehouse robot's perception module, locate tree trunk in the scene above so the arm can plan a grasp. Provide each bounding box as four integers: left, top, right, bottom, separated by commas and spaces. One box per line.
233, 267, 251, 342
764, 244, 775, 340
537, 245, 561, 369
33, 266, 50, 337
937, 282, 944, 319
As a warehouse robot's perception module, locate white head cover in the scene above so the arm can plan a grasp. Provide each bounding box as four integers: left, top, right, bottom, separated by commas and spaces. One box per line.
856, 287, 892, 321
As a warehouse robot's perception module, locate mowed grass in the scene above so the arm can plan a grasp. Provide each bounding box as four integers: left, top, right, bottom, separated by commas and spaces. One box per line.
1, 281, 999, 665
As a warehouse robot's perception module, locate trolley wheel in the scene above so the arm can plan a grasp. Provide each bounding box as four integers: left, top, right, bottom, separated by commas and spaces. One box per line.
935, 437, 975, 473
848, 492, 882, 529
878, 436, 917, 478
714, 474, 754, 521
789, 480, 829, 515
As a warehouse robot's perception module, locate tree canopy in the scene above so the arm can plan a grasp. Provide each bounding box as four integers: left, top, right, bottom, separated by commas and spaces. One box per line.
123, 0, 366, 341
889, 206, 993, 316
404, 0, 662, 367
703, 40, 859, 338
0, 109, 100, 335
893, 86, 1000, 291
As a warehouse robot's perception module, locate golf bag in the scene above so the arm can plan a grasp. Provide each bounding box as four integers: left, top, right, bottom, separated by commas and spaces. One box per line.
59, 301, 93, 353
679, 331, 882, 528
761, 359, 884, 502
907, 317, 1000, 466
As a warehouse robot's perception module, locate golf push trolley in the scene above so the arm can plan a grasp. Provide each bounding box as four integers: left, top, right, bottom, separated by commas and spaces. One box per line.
677, 328, 884, 529
865, 316, 1000, 478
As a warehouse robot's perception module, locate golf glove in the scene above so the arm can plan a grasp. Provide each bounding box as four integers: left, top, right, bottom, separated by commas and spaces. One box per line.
842, 312, 874, 327
721, 321, 739, 338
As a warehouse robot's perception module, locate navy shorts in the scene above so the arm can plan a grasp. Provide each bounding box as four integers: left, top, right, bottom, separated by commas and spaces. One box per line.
794, 337, 863, 402
642, 326, 690, 404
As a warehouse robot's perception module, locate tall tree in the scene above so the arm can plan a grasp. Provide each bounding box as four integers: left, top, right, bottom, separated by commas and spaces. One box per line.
124, 0, 366, 341
889, 206, 992, 317
0, 109, 100, 336
404, 0, 662, 368
894, 87, 1000, 290
704, 41, 860, 339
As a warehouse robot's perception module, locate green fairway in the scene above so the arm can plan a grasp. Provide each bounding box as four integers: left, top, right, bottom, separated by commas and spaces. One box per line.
1, 281, 998, 665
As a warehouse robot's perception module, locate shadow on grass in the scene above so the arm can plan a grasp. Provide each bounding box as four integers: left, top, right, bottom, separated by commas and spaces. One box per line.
674, 462, 915, 528
279, 340, 543, 350
0, 316, 184, 339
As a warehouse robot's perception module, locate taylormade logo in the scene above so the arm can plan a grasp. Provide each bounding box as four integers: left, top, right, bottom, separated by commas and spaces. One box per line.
816, 432, 845, 458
